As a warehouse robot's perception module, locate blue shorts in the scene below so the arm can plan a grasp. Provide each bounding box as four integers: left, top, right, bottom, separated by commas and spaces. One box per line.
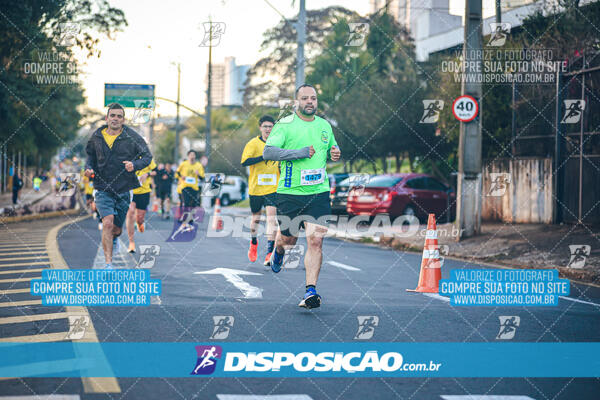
95, 190, 131, 229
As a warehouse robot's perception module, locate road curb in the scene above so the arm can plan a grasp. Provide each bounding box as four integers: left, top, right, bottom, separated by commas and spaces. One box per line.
0, 208, 80, 224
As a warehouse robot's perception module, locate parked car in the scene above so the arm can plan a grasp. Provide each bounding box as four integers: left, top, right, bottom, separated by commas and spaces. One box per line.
329, 173, 351, 213
207, 174, 248, 206
346, 173, 456, 222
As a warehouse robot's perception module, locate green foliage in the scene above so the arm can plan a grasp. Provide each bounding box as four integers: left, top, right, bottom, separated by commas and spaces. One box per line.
0, 0, 126, 167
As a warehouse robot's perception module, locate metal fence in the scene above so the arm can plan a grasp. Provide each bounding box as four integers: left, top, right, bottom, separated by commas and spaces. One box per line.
510, 51, 600, 225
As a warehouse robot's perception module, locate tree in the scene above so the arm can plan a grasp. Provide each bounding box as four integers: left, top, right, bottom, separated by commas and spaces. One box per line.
0, 0, 127, 170
243, 6, 360, 106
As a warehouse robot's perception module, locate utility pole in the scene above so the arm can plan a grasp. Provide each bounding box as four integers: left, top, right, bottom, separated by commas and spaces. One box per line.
173, 62, 181, 164
456, 0, 483, 239
496, 0, 501, 23
206, 20, 213, 172
295, 0, 306, 89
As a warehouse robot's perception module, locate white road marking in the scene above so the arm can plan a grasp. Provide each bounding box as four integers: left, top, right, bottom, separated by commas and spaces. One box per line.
560, 296, 600, 307
327, 261, 361, 271
423, 293, 450, 302
195, 268, 263, 299
217, 396, 313, 400
441, 396, 536, 400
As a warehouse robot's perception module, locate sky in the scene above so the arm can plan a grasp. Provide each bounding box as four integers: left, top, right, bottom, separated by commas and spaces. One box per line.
78, 0, 496, 117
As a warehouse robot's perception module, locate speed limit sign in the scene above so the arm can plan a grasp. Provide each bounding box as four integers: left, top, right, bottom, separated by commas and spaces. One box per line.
452, 95, 479, 122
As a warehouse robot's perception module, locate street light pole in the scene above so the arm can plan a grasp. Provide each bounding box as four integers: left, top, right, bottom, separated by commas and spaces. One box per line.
173, 62, 181, 163
456, 0, 483, 239
295, 0, 306, 89
206, 20, 212, 172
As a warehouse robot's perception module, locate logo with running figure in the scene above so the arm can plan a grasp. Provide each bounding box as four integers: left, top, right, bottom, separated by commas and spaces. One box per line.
346, 22, 369, 47
57, 173, 79, 197
210, 316, 234, 339
420, 100, 444, 123
284, 244, 305, 269
199, 22, 226, 47
496, 316, 520, 339
191, 345, 222, 375
567, 245, 590, 269
137, 245, 160, 268
64, 315, 90, 340
561, 100, 586, 124
354, 316, 379, 340
487, 22, 511, 47
487, 173, 511, 197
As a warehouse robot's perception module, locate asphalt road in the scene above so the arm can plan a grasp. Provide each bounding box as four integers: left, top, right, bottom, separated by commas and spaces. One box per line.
1, 209, 599, 399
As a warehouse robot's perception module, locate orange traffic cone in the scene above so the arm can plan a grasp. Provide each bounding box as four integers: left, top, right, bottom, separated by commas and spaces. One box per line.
407, 214, 442, 293
152, 200, 159, 213
212, 197, 224, 231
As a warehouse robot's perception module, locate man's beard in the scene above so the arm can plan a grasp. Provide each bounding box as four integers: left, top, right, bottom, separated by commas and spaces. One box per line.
301, 105, 316, 116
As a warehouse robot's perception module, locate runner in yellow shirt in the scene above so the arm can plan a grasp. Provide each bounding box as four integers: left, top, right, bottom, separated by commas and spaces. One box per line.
126, 159, 157, 253
82, 174, 95, 213
175, 150, 205, 207
241, 115, 279, 265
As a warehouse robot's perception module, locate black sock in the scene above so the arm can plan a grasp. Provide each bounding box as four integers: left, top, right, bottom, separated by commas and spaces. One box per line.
306, 284, 315, 291
267, 240, 275, 253
251, 236, 257, 245
275, 247, 285, 255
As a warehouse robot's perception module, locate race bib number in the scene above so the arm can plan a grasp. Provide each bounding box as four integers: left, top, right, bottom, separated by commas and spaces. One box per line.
300, 168, 325, 186
184, 176, 197, 185
257, 174, 276, 186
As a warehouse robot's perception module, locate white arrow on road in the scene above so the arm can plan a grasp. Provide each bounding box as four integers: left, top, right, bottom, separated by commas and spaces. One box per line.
327, 261, 361, 271
194, 268, 263, 299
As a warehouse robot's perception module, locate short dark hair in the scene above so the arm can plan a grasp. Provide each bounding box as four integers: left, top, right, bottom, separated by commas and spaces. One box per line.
259, 115, 275, 126
295, 84, 317, 98
106, 103, 125, 117
187, 150, 197, 156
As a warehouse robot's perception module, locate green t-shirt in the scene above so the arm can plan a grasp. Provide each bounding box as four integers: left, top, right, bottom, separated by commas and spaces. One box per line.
266, 113, 338, 195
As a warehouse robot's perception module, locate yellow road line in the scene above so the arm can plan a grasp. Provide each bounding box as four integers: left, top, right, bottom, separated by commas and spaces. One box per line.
0, 299, 42, 307
0, 262, 50, 267
0, 268, 44, 275
0, 312, 68, 324
0, 288, 30, 294
0, 332, 69, 342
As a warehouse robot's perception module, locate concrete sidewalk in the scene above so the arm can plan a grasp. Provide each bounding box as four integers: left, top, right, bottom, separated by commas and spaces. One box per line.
0, 180, 51, 213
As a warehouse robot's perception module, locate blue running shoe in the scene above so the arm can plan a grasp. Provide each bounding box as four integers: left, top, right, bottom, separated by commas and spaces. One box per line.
270, 249, 285, 273
104, 263, 114, 270
298, 287, 321, 309
112, 237, 120, 254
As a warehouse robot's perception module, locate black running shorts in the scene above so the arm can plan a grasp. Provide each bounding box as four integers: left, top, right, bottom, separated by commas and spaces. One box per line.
276, 191, 332, 237
132, 192, 150, 210
249, 192, 278, 213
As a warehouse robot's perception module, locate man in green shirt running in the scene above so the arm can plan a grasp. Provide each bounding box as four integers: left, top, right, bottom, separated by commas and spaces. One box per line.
263, 84, 341, 309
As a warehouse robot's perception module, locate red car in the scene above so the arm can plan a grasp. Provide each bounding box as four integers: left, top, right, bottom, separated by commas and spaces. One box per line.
346, 173, 456, 222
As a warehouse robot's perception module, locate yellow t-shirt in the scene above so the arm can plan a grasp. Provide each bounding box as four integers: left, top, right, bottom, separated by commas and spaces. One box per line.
133, 159, 157, 195
241, 136, 279, 196
176, 160, 205, 192
102, 128, 121, 149
83, 176, 94, 195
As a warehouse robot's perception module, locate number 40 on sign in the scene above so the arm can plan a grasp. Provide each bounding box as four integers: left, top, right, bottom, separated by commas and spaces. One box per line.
452, 95, 479, 122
